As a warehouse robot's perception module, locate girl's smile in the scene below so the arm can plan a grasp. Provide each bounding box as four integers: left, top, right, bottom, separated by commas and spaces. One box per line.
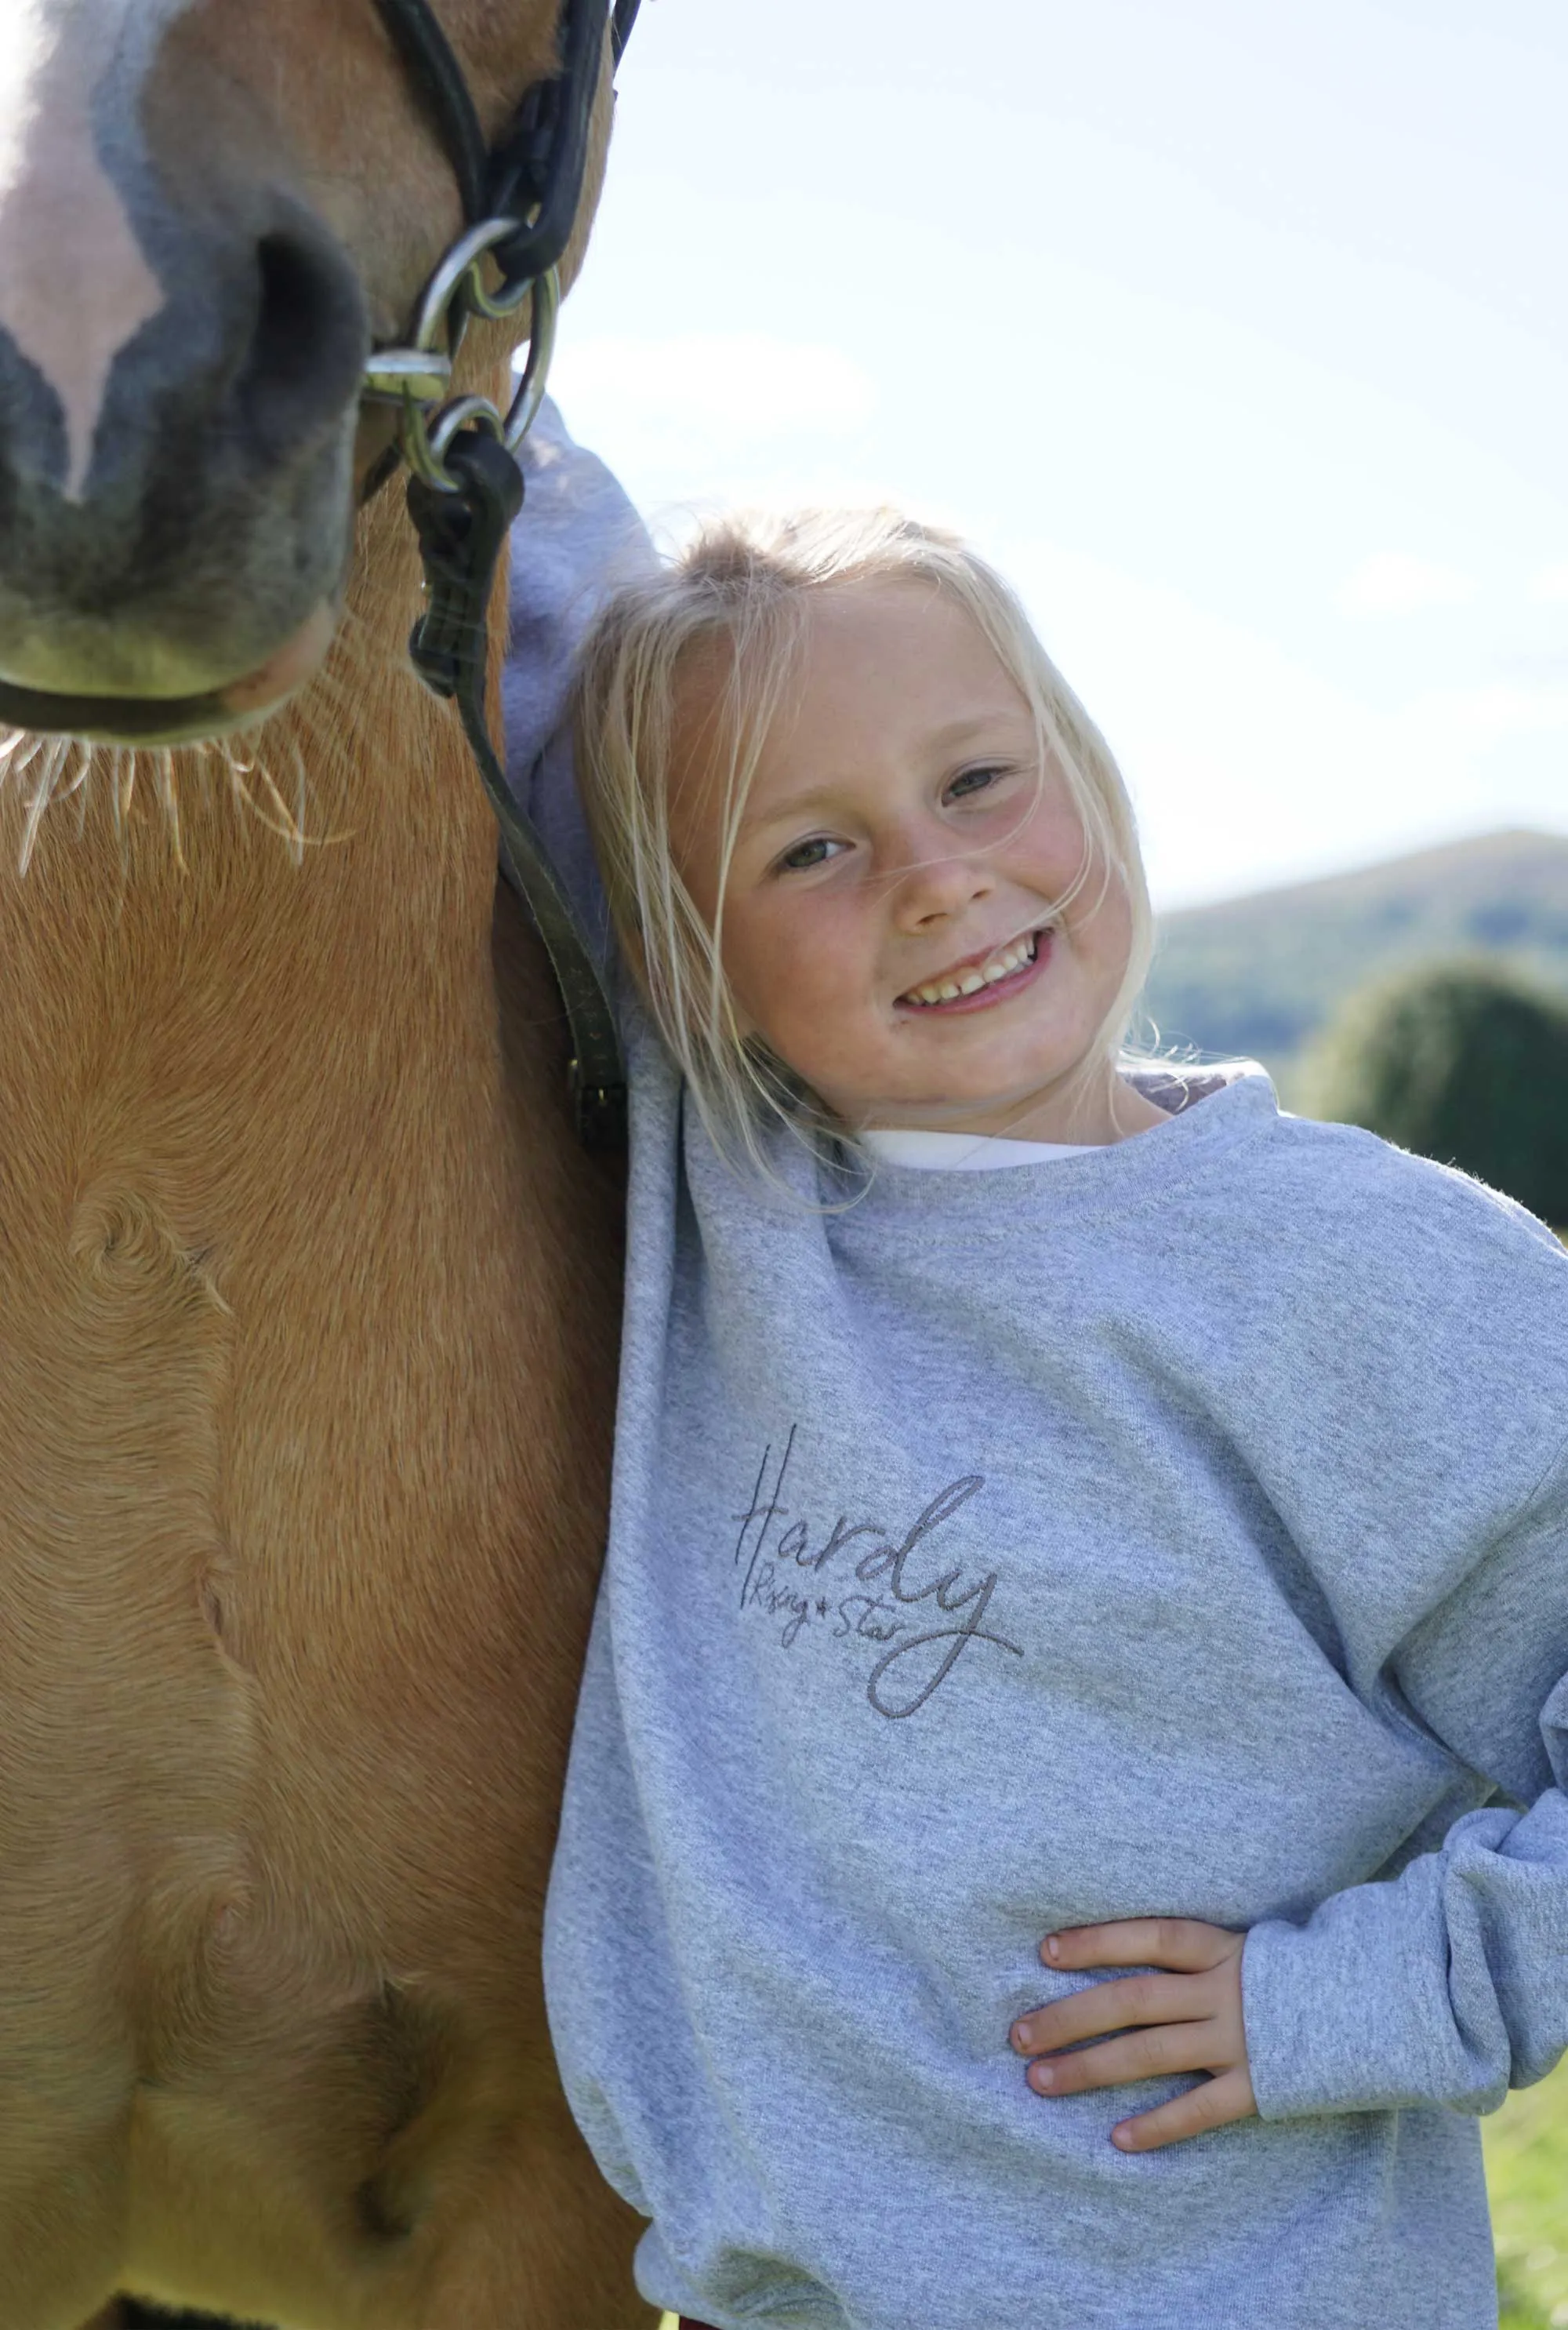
897, 923, 1052, 1012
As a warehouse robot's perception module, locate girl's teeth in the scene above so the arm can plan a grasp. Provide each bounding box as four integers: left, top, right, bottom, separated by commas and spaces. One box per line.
906, 932, 1040, 1007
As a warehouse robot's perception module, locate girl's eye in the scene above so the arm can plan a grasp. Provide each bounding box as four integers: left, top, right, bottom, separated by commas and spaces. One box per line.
775, 836, 845, 874
946, 763, 1011, 802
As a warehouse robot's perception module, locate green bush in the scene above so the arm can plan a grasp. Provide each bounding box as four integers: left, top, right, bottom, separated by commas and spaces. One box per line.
1303, 960, 1568, 1224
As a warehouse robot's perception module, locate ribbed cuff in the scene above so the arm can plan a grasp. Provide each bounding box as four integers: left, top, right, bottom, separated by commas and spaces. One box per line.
1240, 1834, 1512, 2120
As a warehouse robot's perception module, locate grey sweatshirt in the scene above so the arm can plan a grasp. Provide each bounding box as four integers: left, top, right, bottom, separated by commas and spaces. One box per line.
542, 1016, 1568, 2330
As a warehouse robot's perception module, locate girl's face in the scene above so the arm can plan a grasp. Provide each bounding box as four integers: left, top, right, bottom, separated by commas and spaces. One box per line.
669, 580, 1149, 1141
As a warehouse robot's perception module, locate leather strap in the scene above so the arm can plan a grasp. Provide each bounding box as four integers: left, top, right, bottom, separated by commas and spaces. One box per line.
372, 0, 489, 225
372, 0, 630, 291
366, 0, 639, 1148
406, 432, 626, 1149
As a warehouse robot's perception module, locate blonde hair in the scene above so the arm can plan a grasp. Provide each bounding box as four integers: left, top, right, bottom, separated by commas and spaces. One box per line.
572, 507, 1155, 1167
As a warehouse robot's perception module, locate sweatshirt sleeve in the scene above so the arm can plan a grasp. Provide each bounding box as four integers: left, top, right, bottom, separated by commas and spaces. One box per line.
1242, 1433, 1568, 2119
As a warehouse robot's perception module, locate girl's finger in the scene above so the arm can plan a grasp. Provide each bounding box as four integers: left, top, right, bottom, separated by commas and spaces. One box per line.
1042, 1917, 1240, 1973
1012, 1971, 1210, 2056
1025, 2020, 1220, 2096
1109, 2066, 1258, 2153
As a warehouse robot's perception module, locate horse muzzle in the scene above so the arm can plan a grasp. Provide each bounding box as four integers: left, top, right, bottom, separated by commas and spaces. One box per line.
0, 6, 369, 741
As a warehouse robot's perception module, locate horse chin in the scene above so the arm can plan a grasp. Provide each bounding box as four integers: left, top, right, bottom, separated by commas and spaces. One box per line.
0, 602, 340, 747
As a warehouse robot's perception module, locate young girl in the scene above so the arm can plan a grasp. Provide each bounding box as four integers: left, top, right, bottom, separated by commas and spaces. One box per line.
543, 507, 1568, 2330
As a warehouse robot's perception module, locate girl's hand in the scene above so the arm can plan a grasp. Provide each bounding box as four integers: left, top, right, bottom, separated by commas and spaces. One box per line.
1011, 1917, 1256, 2151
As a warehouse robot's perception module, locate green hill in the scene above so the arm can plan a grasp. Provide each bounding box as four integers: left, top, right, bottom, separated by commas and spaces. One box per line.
1144, 829, 1568, 1096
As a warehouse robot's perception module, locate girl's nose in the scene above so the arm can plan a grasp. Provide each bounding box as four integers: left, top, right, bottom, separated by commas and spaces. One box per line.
888, 838, 997, 932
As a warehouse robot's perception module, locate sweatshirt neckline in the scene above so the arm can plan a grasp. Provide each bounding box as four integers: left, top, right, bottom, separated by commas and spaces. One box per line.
826, 1067, 1279, 1227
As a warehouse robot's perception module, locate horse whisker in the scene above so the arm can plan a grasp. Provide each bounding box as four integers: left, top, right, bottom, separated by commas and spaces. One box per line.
252, 753, 307, 866
157, 747, 187, 874
57, 742, 94, 802
17, 738, 70, 872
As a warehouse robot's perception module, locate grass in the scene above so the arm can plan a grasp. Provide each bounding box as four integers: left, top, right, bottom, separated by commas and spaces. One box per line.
1487, 2056, 1568, 2328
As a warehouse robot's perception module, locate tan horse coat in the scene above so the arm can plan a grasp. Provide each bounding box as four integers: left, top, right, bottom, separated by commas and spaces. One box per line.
0, 2, 653, 2322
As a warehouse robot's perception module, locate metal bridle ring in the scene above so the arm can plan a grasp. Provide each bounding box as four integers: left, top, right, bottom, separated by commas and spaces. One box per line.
371, 253, 561, 493
502, 266, 560, 449
395, 392, 503, 491
412, 215, 541, 350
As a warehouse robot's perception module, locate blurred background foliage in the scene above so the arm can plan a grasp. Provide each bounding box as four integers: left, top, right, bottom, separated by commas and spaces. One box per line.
1488, 2056, 1568, 2329
1301, 960, 1568, 1223
1145, 828, 1568, 1109
1146, 825, 1568, 1227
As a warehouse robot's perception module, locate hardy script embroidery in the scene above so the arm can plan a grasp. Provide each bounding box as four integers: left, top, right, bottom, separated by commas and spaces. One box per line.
731, 1429, 1025, 1719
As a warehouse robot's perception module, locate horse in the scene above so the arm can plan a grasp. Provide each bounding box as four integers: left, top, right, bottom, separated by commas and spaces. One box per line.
0, 3, 654, 2323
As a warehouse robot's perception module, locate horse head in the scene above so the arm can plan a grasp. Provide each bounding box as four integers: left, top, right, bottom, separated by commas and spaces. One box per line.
0, 0, 614, 743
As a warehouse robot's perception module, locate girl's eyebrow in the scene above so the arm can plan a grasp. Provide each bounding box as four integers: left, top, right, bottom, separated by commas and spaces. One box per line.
747, 784, 844, 831
745, 707, 1036, 836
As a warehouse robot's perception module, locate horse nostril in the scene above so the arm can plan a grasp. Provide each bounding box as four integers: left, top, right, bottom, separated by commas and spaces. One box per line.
236, 225, 367, 464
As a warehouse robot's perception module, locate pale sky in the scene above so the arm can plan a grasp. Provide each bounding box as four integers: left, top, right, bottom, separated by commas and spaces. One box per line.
551, 0, 1568, 907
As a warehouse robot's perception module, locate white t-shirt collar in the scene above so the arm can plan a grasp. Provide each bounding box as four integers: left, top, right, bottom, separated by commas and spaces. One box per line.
858, 1129, 1108, 1172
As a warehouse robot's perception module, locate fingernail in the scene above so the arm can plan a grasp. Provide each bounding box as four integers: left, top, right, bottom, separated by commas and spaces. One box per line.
1044, 1934, 1061, 1962
1012, 2020, 1035, 2053
1111, 2125, 1137, 2150
1029, 2062, 1055, 2092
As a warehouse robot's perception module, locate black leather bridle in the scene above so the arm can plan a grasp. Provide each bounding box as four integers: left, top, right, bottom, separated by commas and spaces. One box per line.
364, 0, 642, 1148
372, 0, 641, 282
